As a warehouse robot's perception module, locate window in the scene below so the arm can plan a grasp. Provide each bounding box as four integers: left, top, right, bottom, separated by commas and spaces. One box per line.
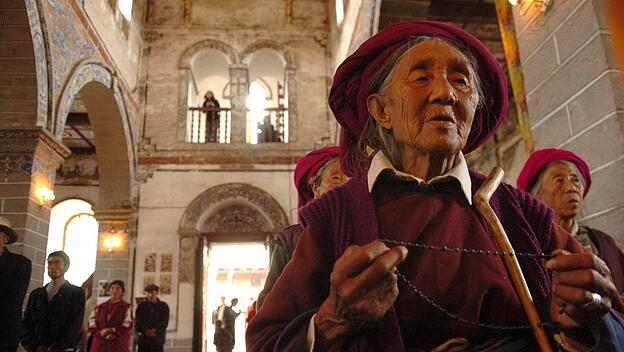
336, 0, 345, 26
118, 0, 133, 20
45, 199, 99, 286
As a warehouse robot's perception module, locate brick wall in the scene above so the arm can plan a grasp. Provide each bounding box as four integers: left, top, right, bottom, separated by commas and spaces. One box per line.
513, 0, 624, 245
0, 0, 37, 129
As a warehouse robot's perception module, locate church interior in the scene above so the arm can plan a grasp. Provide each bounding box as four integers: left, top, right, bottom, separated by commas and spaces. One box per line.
1, 0, 624, 351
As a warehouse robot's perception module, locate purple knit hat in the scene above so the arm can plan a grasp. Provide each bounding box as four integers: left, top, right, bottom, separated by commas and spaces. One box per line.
329, 20, 509, 176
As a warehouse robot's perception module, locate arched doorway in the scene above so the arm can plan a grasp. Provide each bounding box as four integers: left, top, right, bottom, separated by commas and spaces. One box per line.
53, 60, 137, 307
178, 183, 288, 352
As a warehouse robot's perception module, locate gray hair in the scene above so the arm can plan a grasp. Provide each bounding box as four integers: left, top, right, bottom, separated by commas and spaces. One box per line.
358, 36, 485, 169
308, 157, 340, 190
529, 160, 586, 196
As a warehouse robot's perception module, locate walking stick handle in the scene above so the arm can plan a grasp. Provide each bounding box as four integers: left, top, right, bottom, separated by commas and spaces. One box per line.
474, 167, 553, 352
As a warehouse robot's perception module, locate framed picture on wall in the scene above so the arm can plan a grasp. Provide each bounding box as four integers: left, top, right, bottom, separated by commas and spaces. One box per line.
144, 252, 157, 272
161, 253, 173, 272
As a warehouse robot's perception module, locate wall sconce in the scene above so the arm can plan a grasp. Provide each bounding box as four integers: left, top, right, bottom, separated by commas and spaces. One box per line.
102, 234, 122, 253
34, 185, 55, 207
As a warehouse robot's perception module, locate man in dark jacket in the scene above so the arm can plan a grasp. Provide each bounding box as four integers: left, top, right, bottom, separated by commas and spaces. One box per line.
0, 216, 32, 352
135, 284, 169, 352
21, 251, 85, 352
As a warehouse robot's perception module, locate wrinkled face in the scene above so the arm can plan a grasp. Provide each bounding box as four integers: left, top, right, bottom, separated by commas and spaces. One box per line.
312, 160, 349, 198
47, 256, 67, 280
109, 284, 123, 300
369, 40, 480, 156
146, 290, 159, 302
536, 162, 585, 220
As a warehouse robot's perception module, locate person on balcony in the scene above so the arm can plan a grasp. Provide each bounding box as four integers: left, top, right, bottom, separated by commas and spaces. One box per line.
202, 90, 221, 142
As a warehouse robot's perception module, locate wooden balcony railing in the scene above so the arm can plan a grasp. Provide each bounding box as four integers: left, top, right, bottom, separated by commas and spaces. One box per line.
187, 106, 288, 144
187, 107, 231, 143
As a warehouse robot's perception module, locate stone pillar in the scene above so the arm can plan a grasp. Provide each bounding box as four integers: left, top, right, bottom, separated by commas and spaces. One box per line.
178, 228, 201, 350
0, 128, 69, 291
285, 67, 296, 143
93, 207, 135, 295
228, 64, 249, 144
513, 0, 624, 244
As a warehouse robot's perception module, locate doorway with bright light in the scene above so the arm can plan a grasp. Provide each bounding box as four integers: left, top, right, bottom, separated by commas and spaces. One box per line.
202, 239, 270, 352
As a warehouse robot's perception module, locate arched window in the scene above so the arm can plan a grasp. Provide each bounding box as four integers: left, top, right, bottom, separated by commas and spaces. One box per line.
45, 199, 99, 286
186, 49, 231, 143
118, 0, 133, 19
246, 48, 288, 143
336, 0, 345, 26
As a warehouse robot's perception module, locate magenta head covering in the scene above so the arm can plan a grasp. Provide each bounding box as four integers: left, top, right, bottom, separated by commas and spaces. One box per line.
294, 146, 341, 208
329, 20, 509, 176
517, 148, 591, 197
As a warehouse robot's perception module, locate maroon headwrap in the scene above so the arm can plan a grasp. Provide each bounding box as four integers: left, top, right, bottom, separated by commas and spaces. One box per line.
329, 20, 509, 176
294, 146, 341, 208
517, 148, 592, 197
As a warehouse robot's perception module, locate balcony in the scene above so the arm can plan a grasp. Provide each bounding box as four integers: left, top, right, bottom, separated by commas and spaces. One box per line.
187, 106, 288, 144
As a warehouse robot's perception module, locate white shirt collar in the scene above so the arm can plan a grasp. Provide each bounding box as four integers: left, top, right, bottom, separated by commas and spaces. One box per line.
367, 151, 473, 205
570, 219, 579, 236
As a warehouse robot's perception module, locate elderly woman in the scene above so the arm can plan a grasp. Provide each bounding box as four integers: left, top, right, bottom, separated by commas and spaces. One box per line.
246, 21, 624, 351
518, 148, 624, 298
256, 146, 347, 309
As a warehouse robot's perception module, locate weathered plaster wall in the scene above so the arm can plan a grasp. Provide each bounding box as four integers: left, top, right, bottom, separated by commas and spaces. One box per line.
82, 0, 143, 91
513, 0, 624, 245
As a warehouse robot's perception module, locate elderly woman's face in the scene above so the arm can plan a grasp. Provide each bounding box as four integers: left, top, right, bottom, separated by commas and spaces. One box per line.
369, 40, 480, 155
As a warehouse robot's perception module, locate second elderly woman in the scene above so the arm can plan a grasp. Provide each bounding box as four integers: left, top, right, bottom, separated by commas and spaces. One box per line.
247, 21, 624, 351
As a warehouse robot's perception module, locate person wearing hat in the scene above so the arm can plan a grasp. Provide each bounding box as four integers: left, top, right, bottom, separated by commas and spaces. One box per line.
135, 284, 169, 352
518, 148, 624, 298
247, 21, 624, 351
256, 146, 347, 310
88, 280, 133, 352
0, 215, 32, 351
21, 251, 85, 352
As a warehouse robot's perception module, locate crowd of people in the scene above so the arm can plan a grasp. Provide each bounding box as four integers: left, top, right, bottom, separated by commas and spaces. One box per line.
2, 18, 624, 352
246, 20, 624, 352
0, 228, 170, 352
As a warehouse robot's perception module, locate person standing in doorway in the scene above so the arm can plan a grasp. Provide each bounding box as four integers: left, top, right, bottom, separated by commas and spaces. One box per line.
21, 251, 85, 352
0, 216, 32, 352
213, 320, 234, 352
211, 296, 227, 329
135, 284, 169, 352
224, 298, 241, 348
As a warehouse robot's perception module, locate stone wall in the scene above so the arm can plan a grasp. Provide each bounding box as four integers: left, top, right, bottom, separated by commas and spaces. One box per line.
141, 0, 331, 155
513, 0, 624, 245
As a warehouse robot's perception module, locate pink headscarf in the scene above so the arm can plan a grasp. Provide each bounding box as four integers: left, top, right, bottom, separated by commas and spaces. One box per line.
517, 148, 592, 197
294, 146, 341, 208
329, 20, 509, 176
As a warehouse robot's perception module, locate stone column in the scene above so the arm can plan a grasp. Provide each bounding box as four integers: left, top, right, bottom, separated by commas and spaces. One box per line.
93, 207, 135, 294
178, 228, 201, 350
228, 64, 249, 144
0, 128, 69, 291
284, 67, 296, 143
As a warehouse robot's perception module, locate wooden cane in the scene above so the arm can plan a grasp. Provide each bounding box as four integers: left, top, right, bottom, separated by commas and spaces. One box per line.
474, 166, 553, 352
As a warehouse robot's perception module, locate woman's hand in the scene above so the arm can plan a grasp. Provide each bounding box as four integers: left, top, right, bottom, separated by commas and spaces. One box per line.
314, 241, 408, 350
546, 249, 623, 341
